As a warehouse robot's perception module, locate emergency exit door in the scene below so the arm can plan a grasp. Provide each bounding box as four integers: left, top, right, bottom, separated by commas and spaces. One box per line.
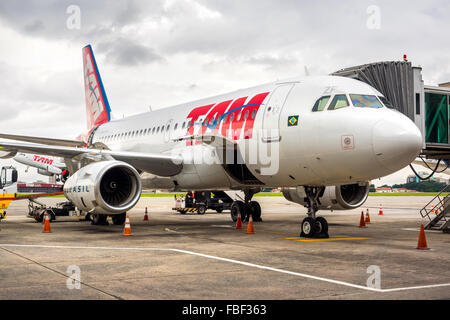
262, 84, 295, 142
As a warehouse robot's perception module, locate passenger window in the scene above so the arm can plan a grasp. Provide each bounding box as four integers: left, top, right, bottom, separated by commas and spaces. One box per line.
251, 109, 256, 119
328, 95, 349, 110
312, 96, 331, 112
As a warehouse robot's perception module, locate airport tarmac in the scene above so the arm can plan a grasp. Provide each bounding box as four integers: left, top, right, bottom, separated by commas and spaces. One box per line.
0, 196, 449, 300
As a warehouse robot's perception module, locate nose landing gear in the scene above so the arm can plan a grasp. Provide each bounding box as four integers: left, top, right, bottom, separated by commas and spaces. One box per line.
300, 187, 329, 238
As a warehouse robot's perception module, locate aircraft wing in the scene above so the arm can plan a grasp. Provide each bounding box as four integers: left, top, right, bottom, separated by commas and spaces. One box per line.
0, 141, 183, 176
0, 133, 85, 147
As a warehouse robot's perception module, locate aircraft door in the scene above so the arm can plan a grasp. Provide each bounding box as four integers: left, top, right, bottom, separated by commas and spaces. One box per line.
262, 84, 294, 142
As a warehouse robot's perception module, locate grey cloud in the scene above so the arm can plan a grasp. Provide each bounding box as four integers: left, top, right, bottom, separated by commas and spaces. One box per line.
23, 19, 45, 33
98, 38, 163, 66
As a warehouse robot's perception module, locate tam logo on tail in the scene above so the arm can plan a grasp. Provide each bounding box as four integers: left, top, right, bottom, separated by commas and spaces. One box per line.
82, 45, 111, 130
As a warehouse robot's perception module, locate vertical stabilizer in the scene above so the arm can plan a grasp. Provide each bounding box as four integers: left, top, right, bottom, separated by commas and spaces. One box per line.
82, 45, 111, 130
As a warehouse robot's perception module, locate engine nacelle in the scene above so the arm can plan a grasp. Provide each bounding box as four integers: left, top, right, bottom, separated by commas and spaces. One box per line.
282, 183, 370, 211
37, 168, 61, 176
0, 151, 17, 159
64, 160, 142, 215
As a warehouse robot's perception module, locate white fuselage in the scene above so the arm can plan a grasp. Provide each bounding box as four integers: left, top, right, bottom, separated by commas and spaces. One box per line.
89, 76, 423, 191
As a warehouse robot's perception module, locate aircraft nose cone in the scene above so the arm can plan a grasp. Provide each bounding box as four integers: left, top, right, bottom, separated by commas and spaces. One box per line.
372, 115, 423, 172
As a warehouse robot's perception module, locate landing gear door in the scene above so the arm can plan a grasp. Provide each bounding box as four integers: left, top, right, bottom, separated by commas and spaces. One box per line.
262, 84, 295, 142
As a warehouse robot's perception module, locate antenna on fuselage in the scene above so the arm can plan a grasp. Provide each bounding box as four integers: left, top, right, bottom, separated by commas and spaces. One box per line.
149, 105, 152, 112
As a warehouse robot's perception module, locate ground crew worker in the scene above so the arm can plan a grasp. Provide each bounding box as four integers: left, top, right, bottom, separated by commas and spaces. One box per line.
185, 191, 193, 208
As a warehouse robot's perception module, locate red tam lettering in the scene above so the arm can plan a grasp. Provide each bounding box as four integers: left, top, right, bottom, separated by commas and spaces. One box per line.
185, 104, 214, 146
242, 92, 270, 139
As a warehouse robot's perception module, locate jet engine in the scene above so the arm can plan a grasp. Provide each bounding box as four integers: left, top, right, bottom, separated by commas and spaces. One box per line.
63, 160, 142, 215
282, 182, 370, 210
37, 167, 62, 176
0, 151, 17, 159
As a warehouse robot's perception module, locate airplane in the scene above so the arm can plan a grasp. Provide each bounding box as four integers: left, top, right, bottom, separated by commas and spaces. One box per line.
12, 153, 67, 178
0, 44, 423, 237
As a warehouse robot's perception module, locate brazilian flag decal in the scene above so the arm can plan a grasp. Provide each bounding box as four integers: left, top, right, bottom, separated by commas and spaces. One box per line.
288, 115, 299, 127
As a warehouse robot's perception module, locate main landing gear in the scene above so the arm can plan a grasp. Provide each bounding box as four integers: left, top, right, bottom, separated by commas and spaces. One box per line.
230, 189, 262, 223
90, 212, 126, 226
300, 187, 329, 239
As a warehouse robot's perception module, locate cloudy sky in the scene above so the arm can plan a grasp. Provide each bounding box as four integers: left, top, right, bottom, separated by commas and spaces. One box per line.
0, 0, 449, 184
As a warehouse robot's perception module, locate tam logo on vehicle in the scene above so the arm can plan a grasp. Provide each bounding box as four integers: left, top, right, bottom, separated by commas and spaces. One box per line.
185, 92, 270, 145
33, 155, 53, 165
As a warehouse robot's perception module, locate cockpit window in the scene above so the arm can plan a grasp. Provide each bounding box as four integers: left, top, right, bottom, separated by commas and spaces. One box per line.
350, 94, 383, 108
328, 94, 349, 110
312, 96, 330, 112
378, 96, 394, 109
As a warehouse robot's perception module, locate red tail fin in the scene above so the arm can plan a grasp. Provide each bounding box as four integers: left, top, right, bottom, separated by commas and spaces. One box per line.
82, 45, 111, 130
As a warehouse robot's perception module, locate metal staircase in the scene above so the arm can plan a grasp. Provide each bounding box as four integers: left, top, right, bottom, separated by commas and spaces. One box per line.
419, 184, 450, 232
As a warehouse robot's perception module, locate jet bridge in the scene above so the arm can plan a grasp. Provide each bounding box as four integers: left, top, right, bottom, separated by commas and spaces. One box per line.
332, 60, 450, 160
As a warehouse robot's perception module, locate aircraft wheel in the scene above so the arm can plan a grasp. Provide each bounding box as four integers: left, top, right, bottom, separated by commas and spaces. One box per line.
112, 213, 126, 225
230, 201, 245, 222
35, 214, 43, 223
314, 217, 329, 238
91, 213, 109, 225
300, 217, 317, 238
216, 207, 223, 213
250, 201, 262, 222
315, 217, 328, 234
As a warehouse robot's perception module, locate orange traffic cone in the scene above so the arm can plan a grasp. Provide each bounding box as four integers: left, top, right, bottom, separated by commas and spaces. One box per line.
42, 212, 51, 233
143, 207, 149, 221
359, 211, 367, 228
235, 210, 243, 229
416, 224, 429, 250
123, 215, 132, 236
365, 208, 371, 224
378, 204, 383, 215
246, 214, 255, 234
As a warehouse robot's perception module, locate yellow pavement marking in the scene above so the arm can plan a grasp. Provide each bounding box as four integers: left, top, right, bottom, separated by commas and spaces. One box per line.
259, 229, 299, 236
257, 229, 369, 242
296, 237, 369, 242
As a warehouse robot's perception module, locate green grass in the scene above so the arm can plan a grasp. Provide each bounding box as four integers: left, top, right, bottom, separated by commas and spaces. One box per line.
368, 192, 448, 197
33, 192, 446, 199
